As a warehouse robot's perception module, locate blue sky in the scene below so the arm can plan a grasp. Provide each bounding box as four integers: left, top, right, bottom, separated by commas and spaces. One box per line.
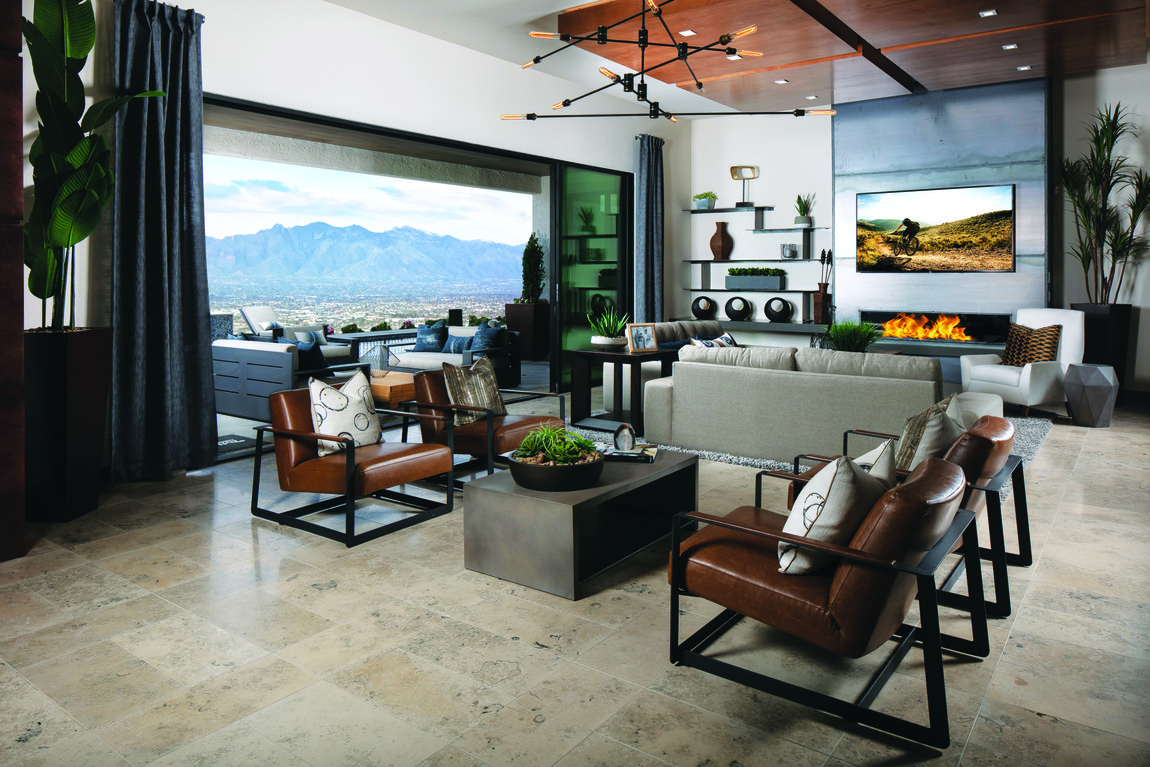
856, 185, 1013, 226
203, 155, 533, 244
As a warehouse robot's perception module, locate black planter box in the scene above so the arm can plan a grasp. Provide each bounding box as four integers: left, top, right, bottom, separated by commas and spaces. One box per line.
1071, 303, 1132, 403
25, 328, 113, 522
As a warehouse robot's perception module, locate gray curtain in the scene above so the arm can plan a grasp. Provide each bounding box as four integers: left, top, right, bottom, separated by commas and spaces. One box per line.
635, 134, 665, 323
110, 0, 214, 481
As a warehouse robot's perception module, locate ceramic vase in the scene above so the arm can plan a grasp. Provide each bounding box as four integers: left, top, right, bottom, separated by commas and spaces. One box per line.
710, 222, 733, 260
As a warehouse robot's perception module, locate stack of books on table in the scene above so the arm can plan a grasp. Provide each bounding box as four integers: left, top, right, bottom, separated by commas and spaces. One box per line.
595, 444, 658, 463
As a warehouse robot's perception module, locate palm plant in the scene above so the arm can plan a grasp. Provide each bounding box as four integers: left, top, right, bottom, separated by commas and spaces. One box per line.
1058, 103, 1150, 303
23, 0, 163, 330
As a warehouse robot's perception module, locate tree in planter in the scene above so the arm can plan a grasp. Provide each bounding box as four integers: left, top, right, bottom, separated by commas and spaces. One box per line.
516, 232, 547, 303
1059, 103, 1150, 303
22, 0, 163, 331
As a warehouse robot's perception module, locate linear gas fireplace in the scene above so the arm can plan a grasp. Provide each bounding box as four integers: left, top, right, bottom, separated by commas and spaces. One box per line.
861, 311, 1011, 354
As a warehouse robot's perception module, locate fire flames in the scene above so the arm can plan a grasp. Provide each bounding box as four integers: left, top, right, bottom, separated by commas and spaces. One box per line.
881, 313, 975, 341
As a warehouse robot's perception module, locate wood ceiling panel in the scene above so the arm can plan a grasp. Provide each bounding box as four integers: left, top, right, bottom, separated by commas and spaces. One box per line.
687, 60, 836, 112
820, 0, 1142, 49
831, 56, 915, 103
886, 11, 1148, 91
556, 0, 854, 85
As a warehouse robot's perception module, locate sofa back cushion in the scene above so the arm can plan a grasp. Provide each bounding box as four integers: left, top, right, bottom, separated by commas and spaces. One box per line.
678, 345, 797, 370
795, 348, 942, 398
653, 320, 724, 344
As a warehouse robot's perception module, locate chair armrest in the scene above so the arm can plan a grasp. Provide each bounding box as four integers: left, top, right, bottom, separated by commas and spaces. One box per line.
961, 354, 1003, 389
843, 428, 898, 456
1019, 360, 1065, 403
375, 408, 449, 423
968, 454, 1022, 494
499, 390, 566, 420
415, 401, 492, 414
254, 424, 352, 444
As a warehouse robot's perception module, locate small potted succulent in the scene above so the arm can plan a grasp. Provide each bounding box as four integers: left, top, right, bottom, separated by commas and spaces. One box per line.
509, 425, 604, 491
794, 193, 815, 226
693, 191, 718, 210
587, 307, 629, 349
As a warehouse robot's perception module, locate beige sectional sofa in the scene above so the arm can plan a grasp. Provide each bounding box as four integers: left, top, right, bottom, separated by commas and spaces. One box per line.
602, 319, 725, 409
644, 345, 949, 463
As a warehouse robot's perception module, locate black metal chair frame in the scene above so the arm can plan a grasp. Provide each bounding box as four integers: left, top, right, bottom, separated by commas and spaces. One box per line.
670, 507, 989, 750
251, 408, 454, 547
754, 428, 1032, 618
402, 390, 566, 489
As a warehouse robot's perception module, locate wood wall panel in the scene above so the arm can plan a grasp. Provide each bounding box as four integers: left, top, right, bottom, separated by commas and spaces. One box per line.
1, 0, 25, 561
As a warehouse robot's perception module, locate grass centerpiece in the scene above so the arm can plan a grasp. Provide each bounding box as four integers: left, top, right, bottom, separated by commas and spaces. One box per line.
587, 307, 629, 348
508, 425, 604, 492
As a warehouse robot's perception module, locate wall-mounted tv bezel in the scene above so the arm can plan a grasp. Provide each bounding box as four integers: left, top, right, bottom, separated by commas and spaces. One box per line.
855, 184, 1016, 274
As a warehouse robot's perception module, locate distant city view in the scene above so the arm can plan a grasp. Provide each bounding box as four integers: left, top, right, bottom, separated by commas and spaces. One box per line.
203, 155, 532, 332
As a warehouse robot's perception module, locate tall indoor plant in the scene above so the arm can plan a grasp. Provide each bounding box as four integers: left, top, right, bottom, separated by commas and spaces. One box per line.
22, 0, 162, 521
1058, 103, 1150, 396
505, 232, 550, 360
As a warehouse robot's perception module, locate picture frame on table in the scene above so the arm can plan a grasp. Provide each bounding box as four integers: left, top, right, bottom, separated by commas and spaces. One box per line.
626, 323, 657, 353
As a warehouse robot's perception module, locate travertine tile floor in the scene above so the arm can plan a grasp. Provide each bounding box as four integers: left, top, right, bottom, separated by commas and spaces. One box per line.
2, 394, 1148, 766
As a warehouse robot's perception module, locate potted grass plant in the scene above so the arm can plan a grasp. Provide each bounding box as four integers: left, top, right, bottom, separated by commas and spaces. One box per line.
820, 319, 881, 352
508, 425, 604, 491
794, 193, 815, 226
587, 306, 629, 349
22, 0, 163, 521
1059, 103, 1150, 396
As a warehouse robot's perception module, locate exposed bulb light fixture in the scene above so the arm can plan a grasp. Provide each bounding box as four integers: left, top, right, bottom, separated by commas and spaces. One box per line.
731, 25, 757, 40
978, 9, 997, 17
1002, 43, 1018, 50
552, 99, 570, 110
599, 66, 621, 82
529, 31, 568, 40
806, 109, 836, 116
736, 49, 762, 57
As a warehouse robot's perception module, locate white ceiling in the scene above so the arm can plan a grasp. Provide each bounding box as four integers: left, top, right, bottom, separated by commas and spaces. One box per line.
324, 0, 736, 116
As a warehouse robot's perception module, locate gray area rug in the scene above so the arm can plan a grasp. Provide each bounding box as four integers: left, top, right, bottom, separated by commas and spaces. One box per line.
567, 415, 1053, 491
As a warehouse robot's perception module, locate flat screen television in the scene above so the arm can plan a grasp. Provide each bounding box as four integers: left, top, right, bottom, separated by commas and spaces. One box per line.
856, 184, 1015, 273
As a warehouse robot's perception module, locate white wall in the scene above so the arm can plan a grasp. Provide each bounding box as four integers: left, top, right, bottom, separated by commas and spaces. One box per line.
22, 0, 691, 327
1057, 58, 1150, 394
684, 115, 833, 342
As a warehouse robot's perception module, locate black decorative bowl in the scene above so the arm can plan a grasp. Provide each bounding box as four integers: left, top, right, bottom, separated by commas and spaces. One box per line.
508, 453, 605, 492
764, 297, 794, 322
725, 296, 753, 321
691, 295, 717, 320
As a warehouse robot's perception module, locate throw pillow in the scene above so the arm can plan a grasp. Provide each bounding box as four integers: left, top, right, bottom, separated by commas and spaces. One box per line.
690, 336, 728, 348
716, 332, 738, 347
1000, 322, 1062, 366
277, 336, 327, 371
778, 457, 889, 574
852, 438, 898, 488
657, 339, 692, 352
441, 334, 472, 354
442, 356, 507, 426
412, 320, 447, 352
469, 324, 505, 352
308, 369, 382, 457
260, 320, 283, 332
894, 395, 965, 472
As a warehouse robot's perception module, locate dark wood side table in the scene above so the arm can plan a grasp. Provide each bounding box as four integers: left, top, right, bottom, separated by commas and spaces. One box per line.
569, 347, 678, 435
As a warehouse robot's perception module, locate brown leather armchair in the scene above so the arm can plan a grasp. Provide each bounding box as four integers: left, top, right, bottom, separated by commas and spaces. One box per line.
670, 458, 989, 749
410, 369, 565, 484
251, 388, 455, 547
761, 415, 1030, 617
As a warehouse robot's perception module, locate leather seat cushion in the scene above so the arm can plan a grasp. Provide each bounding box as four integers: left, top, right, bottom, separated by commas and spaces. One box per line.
438, 414, 563, 455
671, 506, 858, 655
282, 441, 452, 495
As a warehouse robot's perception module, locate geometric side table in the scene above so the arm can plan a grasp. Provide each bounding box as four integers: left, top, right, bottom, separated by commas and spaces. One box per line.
1063, 363, 1118, 428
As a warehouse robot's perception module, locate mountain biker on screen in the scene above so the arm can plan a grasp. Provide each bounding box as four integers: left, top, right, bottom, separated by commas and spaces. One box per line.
892, 218, 920, 243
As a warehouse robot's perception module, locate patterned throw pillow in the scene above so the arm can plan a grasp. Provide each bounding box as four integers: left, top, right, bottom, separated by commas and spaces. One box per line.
441, 334, 472, 354
442, 356, 507, 426
778, 456, 890, 574
308, 369, 382, 457
690, 332, 738, 348
412, 321, 448, 352
1000, 322, 1062, 366
894, 395, 965, 472
469, 324, 505, 352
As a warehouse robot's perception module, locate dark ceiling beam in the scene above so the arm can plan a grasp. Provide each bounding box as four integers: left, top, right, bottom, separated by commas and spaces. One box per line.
785, 0, 928, 95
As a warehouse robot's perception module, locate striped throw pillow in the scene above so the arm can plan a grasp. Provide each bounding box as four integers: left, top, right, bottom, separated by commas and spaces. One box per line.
1000, 322, 1062, 366
442, 356, 506, 426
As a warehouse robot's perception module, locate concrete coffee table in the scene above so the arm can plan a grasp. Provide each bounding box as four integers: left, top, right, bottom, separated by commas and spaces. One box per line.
463, 451, 698, 599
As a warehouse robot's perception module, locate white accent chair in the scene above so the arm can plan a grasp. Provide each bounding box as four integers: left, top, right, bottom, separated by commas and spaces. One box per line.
960, 308, 1085, 416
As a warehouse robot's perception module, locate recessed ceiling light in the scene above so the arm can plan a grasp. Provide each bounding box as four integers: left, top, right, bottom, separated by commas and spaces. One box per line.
678, 29, 696, 37
805, 95, 819, 100
1002, 43, 1018, 50
726, 51, 742, 61
979, 10, 997, 18
774, 79, 789, 85
1017, 65, 1031, 71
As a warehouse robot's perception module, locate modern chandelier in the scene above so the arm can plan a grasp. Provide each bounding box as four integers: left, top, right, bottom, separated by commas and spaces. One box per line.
501, 0, 835, 122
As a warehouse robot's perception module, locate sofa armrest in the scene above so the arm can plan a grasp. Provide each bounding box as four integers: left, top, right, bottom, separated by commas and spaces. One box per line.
960, 354, 1003, 390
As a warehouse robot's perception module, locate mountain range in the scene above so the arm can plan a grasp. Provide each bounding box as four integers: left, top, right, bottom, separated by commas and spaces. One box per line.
206, 223, 524, 285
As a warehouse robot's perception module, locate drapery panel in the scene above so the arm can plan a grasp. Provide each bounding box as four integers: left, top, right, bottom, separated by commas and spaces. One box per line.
111, 0, 214, 481
635, 134, 665, 323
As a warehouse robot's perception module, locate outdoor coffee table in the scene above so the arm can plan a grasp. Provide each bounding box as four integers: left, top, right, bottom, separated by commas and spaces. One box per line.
463, 451, 698, 599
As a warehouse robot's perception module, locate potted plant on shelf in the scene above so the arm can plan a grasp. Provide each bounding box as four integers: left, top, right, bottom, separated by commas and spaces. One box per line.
508, 425, 604, 492
504, 232, 550, 360
819, 319, 881, 352
693, 191, 717, 210
1058, 103, 1149, 398
587, 307, 629, 349
578, 205, 597, 234
725, 267, 787, 291
794, 193, 815, 226
22, 0, 163, 522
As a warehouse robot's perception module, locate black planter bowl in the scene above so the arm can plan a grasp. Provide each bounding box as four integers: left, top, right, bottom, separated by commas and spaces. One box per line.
508, 453, 604, 492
